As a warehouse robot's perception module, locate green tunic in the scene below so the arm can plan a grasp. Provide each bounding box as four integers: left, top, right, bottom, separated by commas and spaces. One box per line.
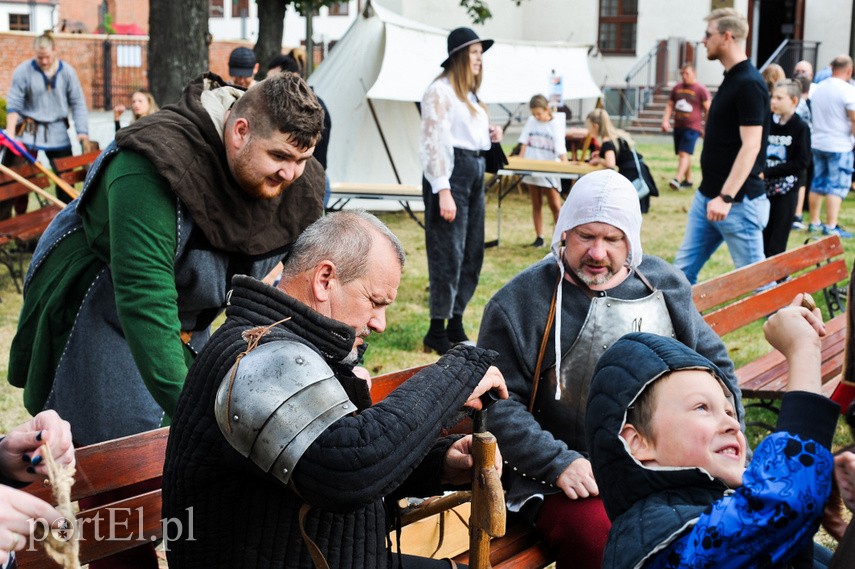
9, 151, 193, 420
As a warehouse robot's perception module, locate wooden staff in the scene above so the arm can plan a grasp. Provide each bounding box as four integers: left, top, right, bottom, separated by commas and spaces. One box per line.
400, 491, 472, 526
0, 131, 79, 200
469, 393, 505, 569
0, 162, 66, 208
30, 160, 79, 201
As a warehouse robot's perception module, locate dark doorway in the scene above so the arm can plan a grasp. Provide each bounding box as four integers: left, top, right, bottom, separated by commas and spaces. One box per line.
752, 0, 804, 72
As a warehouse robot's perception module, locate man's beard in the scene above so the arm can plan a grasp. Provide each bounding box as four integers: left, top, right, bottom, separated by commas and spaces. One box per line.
339, 327, 371, 366
233, 145, 289, 200
340, 350, 359, 366
572, 261, 616, 287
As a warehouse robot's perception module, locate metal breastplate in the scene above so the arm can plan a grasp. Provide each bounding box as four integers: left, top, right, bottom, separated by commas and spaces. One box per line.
533, 284, 675, 450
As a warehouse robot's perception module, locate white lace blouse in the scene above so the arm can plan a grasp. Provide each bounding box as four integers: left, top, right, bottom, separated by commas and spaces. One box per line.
420, 77, 491, 193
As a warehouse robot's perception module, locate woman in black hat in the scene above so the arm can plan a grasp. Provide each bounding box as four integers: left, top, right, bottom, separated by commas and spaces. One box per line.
420, 27, 501, 355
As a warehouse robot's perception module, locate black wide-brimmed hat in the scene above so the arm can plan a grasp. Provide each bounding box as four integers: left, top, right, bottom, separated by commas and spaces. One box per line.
441, 27, 494, 68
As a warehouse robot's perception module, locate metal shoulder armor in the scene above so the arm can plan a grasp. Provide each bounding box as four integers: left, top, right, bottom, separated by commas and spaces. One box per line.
214, 339, 357, 484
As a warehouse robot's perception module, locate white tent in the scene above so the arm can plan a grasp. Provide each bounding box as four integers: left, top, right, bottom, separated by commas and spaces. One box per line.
309, 1, 601, 187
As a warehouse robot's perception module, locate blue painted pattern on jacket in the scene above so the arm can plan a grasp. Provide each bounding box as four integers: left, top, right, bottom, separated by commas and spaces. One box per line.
647, 432, 832, 569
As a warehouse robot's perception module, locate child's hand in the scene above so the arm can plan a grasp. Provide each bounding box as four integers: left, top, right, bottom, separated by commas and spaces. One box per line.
763, 293, 825, 350
763, 293, 825, 393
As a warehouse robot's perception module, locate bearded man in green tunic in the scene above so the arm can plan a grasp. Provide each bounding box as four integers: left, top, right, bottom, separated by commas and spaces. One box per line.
8, 72, 326, 446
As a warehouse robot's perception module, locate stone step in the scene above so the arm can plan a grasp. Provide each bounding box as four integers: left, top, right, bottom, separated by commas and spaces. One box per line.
622, 84, 717, 135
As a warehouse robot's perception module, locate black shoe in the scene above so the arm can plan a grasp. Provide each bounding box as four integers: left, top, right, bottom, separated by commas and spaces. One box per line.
530, 236, 545, 248
447, 328, 471, 344
423, 330, 451, 355
680, 180, 693, 189
446, 315, 471, 344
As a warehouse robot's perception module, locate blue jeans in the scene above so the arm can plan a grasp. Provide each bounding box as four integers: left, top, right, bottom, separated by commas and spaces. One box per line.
811, 149, 854, 199
674, 191, 770, 284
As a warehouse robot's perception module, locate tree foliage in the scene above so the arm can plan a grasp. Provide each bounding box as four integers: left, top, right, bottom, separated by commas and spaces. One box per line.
459, 0, 527, 24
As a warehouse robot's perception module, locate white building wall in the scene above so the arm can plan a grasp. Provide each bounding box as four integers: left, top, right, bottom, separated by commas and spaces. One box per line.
379, 0, 750, 88
208, 0, 359, 51
803, 0, 853, 73
206, 0, 851, 91
0, 3, 55, 33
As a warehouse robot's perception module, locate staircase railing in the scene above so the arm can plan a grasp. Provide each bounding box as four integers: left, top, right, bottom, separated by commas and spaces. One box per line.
759, 39, 821, 75
618, 41, 667, 127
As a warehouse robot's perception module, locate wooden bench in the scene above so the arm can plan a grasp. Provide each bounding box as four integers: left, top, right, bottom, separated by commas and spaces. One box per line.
0, 162, 59, 292
691, 235, 850, 424
14, 363, 552, 567
15, 427, 169, 567
52, 150, 101, 188
327, 182, 425, 228
371, 364, 554, 569
0, 150, 99, 294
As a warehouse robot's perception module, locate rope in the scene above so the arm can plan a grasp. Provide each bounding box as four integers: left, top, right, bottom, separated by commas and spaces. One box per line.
224, 317, 291, 432
41, 444, 80, 569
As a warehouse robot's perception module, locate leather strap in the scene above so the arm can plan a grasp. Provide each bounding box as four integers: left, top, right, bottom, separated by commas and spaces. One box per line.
299, 503, 331, 569
634, 267, 656, 293
529, 269, 562, 413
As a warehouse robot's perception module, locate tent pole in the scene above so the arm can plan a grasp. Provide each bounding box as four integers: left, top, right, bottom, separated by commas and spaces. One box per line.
362, 100, 425, 228
364, 95, 402, 184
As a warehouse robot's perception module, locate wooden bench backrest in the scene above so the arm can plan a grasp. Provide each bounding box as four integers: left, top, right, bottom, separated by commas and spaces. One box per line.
692, 235, 847, 336
52, 150, 101, 186
0, 163, 50, 202
17, 366, 545, 567
370, 364, 430, 402
16, 427, 169, 567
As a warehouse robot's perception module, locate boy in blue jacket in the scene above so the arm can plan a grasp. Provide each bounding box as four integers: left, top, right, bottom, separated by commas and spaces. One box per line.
586, 294, 837, 568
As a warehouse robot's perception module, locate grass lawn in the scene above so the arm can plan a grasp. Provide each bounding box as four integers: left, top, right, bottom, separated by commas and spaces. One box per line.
1, 133, 852, 554
1, 134, 854, 459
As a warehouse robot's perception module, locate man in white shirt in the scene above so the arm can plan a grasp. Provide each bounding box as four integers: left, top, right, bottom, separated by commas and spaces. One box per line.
807, 55, 855, 238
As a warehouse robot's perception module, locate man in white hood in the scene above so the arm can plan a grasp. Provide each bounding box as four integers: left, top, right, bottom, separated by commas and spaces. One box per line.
477, 169, 741, 569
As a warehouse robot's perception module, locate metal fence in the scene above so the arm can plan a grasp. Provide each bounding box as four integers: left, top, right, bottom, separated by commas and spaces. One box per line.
759, 39, 821, 76
90, 37, 150, 110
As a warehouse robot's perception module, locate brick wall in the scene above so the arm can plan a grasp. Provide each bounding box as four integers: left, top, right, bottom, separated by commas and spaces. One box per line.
209, 40, 255, 81
58, 0, 101, 34
0, 32, 257, 111
114, 0, 149, 34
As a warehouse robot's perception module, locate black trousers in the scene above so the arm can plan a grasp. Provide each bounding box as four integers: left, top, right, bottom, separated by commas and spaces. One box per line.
763, 190, 799, 258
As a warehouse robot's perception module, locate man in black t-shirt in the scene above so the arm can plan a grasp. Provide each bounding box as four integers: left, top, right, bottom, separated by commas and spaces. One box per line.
673, 8, 770, 284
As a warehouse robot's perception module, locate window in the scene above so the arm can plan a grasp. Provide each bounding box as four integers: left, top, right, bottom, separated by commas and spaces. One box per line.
328, 2, 349, 16
9, 13, 30, 31
232, 0, 249, 18
209, 0, 224, 18
598, 0, 637, 55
